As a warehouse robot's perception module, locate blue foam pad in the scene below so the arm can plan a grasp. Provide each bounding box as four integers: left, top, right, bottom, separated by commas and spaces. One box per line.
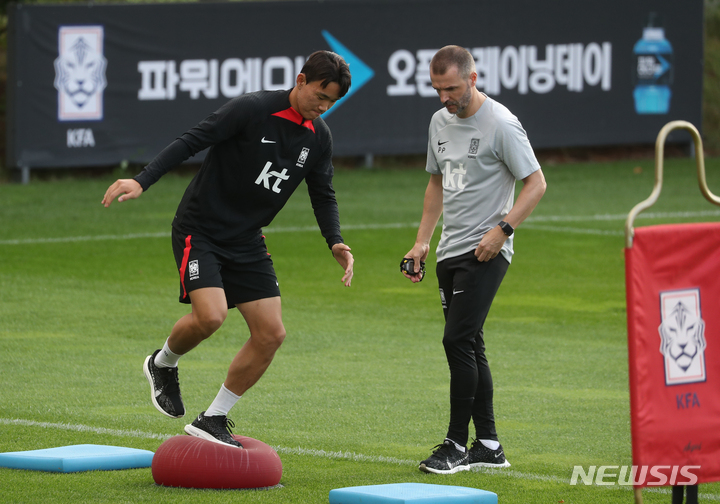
0, 444, 154, 473
329, 483, 497, 504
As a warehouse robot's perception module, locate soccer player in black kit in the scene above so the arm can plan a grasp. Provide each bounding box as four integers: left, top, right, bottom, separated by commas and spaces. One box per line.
102, 51, 354, 448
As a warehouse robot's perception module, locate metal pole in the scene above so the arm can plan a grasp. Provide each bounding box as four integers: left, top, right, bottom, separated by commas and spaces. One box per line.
634, 487, 643, 504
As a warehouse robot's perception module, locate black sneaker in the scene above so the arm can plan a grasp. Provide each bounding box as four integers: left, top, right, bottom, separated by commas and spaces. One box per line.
468, 439, 511, 468
419, 439, 470, 474
184, 411, 243, 448
143, 349, 185, 418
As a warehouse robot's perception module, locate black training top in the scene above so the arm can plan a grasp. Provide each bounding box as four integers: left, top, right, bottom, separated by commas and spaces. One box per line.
134, 89, 343, 248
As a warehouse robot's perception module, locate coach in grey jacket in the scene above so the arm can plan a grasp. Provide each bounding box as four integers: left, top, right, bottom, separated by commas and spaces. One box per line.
403, 45, 546, 475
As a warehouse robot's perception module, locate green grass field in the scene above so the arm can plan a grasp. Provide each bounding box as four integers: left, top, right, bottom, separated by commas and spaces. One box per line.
2, 157, 720, 503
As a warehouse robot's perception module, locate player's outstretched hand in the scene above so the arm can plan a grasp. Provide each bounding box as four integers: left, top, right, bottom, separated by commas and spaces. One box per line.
332, 243, 354, 287
102, 179, 143, 208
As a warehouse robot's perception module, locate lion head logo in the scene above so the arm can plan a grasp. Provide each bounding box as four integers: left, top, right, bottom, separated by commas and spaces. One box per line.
54, 35, 107, 110
659, 299, 706, 380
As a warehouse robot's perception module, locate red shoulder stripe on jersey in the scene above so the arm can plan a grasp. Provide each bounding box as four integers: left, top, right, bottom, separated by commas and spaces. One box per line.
272, 107, 315, 133
179, 235, 192, 300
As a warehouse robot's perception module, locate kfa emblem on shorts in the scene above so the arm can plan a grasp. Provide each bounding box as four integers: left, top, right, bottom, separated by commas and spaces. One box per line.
54, 26, 107, 121
658, 288, 707, 385
296, 147, 310, 168
467, 138, 480, 159
188, 260, 200, 281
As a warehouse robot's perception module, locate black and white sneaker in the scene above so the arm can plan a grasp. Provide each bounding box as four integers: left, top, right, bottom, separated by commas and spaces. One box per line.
143, 349, 185, 418
468, 439, 511, 468
419, 439, 470, 474
184, 411, 243, 448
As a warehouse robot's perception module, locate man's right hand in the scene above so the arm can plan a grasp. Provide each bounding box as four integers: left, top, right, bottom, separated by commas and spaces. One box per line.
102, 179, 143, 207
402, 243, 429, 283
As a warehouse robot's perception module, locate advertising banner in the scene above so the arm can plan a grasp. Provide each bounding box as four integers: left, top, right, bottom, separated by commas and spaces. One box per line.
625, 223, 720, 486
6, 0, 703, 169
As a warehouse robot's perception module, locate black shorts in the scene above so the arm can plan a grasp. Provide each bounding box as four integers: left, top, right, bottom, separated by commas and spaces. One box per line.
171, 228, 281, 308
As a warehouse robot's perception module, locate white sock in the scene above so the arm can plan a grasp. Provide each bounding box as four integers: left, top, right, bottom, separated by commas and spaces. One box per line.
446, 438, 466, 453
480, 439, 500, 450
205, 384, 241, 417
154, 339, 181, 368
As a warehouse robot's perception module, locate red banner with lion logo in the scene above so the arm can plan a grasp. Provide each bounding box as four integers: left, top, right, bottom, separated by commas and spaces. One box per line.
626, 222, 720, 486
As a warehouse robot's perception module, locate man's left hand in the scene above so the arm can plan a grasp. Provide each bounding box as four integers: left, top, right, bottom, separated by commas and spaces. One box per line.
332, 243, 354, 287
474, 226, 507, 262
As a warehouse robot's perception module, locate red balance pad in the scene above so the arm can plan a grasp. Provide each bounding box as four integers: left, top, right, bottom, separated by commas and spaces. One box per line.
152, 435, 282, 489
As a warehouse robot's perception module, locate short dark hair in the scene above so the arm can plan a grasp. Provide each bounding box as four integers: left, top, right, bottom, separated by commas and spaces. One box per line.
301, 50, 352, 98
430, 45, 475, 80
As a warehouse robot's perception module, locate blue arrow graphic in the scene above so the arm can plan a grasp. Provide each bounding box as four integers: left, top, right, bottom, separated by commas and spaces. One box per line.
321, 30, 375, 118
654, 54, 671, 80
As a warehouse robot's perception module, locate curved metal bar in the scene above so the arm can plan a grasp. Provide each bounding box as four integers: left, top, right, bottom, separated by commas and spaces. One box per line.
625, 120, 720, 248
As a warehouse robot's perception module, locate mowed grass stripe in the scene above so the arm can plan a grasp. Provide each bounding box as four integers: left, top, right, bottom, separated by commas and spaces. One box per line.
5, 417, 720, 502
0, 418, 620, 485
1, 209, 718, 245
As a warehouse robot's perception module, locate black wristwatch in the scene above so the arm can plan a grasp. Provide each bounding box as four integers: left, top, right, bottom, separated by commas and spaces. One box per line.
498, 220, 514, 236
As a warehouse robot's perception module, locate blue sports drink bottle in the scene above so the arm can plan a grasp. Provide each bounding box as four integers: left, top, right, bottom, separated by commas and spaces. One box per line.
633, 13, 673, 114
